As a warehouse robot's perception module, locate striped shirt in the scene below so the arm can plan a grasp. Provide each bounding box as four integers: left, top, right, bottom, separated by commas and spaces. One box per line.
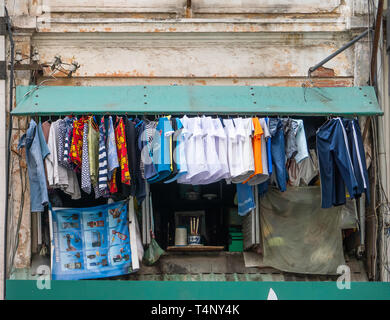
98, 117, 109, 196
62, 117, 75, 169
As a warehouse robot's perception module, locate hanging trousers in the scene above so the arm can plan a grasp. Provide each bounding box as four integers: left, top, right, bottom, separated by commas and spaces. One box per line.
316, 118, 358, 208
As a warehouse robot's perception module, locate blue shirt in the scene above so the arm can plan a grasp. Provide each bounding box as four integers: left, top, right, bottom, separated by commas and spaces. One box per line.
148, 117, 174, 183
18, 119, 49, 212
164, 118, 188, 183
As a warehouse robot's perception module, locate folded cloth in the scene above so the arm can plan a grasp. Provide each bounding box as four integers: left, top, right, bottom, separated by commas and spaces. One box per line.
236, 183, 256, 216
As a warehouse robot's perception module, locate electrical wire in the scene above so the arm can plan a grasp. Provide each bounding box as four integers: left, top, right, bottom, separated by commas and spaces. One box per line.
3, 5, 14, 299
6, 116, 28, 278
369, 0, 390, 281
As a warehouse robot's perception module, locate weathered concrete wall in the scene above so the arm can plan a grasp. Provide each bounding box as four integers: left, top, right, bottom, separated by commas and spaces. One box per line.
3, 0, 372, 275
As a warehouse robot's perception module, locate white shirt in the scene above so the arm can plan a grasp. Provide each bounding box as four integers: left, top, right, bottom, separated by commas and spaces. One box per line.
178, 116, 208, 184
231, 118, 255, 183
45, 120, 81, 199
212, 118, 230, 181
223, 118, 240, 182
191, 116, 220, 184
45, 120, 69, 188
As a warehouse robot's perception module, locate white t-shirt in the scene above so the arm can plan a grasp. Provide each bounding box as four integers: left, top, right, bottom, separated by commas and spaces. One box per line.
231, 118, 255, 183
223, 118, 240, 182
191, 116, 221, 185
212, 118, 230, 181
178, 116, 208, 184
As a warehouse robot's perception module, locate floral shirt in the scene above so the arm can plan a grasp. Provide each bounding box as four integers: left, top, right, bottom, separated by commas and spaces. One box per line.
115, 117, 131, 185
70, 117, 86, 169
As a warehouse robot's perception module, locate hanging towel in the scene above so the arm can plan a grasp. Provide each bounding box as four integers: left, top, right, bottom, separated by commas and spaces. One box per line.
236, 183, 256, 216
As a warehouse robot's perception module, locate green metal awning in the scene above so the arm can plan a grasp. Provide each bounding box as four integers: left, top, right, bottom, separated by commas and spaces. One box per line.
12, 85, 383, 116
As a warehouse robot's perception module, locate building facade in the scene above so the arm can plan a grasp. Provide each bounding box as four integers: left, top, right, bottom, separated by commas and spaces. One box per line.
1, 0, 390, 299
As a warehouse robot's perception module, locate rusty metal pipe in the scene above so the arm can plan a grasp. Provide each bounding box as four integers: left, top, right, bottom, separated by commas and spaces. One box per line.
308, 29, 370, 77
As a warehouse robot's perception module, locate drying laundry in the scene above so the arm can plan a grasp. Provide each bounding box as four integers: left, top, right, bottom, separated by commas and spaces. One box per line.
282, 118, 299, 160
88, 116, 100, 189
165, 117, 189, 184
70, 117, 86, 169
63, 117, 75, 169
81, 120, 91, 194
106, 116, 119, 194
141, 119, 158, 181
294, 119, 309, 163
342, 118, 370, 205
18, 119, 50, 212
269, 118, 287, 192
236, 183, 255, 216
316, 117, 359, 208
148, 116, 174, 183
98, 116, 109, 196
20, 113, 369, 212
115, 117, 131, 186
288, 149, 319, 187
178, 116, 208, 184
44, 119, 81, 200
231, 117, 255, 183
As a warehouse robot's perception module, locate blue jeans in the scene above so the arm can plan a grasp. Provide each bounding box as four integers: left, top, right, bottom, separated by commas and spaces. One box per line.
269, 118, 287, 192
18, 120, 49, 212
316, 118, 358, 208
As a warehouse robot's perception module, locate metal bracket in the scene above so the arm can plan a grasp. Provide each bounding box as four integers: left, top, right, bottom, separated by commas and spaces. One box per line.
0, 61, 6, 80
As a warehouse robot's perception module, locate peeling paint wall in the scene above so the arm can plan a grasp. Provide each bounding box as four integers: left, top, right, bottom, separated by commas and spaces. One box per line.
4, 0, 372, 270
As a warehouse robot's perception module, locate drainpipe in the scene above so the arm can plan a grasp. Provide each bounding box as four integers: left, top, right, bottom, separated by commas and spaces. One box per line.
371, 0, 385, 85
371, 0, 389, 281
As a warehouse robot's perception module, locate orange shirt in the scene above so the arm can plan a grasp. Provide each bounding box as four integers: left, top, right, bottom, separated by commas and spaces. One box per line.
244, 117, 263, 183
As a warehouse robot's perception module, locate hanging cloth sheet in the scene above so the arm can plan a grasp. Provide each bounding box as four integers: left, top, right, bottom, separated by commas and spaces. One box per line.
49, 200, 137, 280
260, 186, 345, 275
